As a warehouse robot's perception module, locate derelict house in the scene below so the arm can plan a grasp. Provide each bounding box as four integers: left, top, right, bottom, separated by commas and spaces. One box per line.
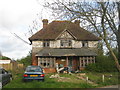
29, 19, 100, 73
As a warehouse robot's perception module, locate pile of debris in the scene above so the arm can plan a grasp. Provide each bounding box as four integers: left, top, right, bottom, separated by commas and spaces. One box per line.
49, 74, 71, 82
49, 74, 60, 78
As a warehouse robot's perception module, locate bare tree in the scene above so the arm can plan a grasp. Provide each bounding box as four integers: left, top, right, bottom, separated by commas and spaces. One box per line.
43, 0, 120, 71
116, 2, 120, 62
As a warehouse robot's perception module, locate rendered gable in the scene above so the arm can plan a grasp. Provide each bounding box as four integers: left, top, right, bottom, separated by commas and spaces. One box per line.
57, 30, 74, 39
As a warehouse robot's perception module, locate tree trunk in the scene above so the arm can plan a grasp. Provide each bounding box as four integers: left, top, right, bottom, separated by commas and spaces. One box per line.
117, 2, 120, 63
101, 2, 120, 72
104, 39, 120, 71
117, 26, 120, 64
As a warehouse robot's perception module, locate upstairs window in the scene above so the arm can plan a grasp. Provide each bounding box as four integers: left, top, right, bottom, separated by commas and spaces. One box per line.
60, 39, 72, 47
43, 41, 50, 47
82, 41, 88, 47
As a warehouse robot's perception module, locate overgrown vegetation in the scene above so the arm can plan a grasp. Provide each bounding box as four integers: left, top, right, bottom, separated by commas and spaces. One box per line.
3, 71, 119, 88
17, 51, 32, 67
0, 56, 11, 60
86, 72, 119, 86
4, 73, 95, 88
86, 55, 118, 72
43, 1, 120, 71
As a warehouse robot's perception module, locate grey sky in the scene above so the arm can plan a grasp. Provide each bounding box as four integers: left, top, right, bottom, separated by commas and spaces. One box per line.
0, 0, 52, 59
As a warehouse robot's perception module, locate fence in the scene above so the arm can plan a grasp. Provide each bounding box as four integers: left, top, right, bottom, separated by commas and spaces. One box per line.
0, 62, 24, 72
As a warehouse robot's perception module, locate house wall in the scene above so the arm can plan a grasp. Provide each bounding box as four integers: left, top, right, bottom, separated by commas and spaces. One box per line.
32, 40, 98, 49
50, 40, 60, 48
72, 40, 82, 48
51, 40, 98, 48
88, 41, 98, 48
32, 41, 43, 52
31, 40, 98, 66
0, 60, 11, 64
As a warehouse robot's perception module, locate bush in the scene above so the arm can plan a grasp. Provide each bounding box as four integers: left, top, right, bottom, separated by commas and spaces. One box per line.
0, 56, 11, 60
85, 55, 118, 72
17, 52, 32, 67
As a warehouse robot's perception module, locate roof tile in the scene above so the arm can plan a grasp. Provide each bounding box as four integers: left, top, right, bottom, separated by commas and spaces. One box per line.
29, 20, 101, 41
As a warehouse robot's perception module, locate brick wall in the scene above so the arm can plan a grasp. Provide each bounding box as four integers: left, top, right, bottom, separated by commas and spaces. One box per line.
43, 68, 56, 73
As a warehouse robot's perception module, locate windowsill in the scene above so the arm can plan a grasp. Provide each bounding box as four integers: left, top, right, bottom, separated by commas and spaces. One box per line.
43, 47, 50, 48
60, 46, 72, 48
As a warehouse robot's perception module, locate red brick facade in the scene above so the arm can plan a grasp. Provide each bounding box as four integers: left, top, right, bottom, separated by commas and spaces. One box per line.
32, 53, 38, 66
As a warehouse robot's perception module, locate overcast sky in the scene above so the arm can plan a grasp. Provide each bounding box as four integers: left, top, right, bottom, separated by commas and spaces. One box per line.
0, 0, 52, 60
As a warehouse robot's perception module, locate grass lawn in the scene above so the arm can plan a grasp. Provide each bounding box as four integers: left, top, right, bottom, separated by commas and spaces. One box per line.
3, 73, 95, 88
86, 72, 119, 86
3, 71, 119, 88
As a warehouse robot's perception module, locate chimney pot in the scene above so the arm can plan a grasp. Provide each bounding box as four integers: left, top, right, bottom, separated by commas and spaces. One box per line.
74, 20, 80, 26
42, 19, 48, 28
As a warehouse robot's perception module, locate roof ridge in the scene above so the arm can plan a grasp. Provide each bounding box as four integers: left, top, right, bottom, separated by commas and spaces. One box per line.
52, 20, 72, 22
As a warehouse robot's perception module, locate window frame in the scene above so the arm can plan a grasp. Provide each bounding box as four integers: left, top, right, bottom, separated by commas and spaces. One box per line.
43, 41, 50, 47
82, 41, 88, 47
60, 39, 72, 48
38, 57, 54, 68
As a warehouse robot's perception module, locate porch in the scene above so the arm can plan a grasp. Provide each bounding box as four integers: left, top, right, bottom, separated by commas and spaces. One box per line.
37, 56, 96, 73
36, 48, 97, 73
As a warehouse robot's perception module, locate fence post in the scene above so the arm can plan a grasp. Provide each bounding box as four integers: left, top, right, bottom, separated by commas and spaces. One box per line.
86, 76, 88, 83
102, 75, 104, 83
10, 63, 13, 70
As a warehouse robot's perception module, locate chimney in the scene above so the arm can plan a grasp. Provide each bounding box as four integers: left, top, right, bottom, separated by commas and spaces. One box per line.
42, 19, 48, 28
74, 20, 80, 26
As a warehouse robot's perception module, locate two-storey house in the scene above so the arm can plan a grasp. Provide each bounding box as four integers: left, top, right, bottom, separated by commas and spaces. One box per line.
29, 19, 100, 73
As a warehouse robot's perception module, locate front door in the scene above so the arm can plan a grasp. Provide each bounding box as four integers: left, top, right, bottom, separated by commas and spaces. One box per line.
68, 57, 79, 71
56, 57, 66, 68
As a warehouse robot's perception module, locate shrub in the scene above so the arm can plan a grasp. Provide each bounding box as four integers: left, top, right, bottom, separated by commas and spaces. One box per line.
0, 56, 11, 60
17, 52, 32, 67
85, 55, 118, 72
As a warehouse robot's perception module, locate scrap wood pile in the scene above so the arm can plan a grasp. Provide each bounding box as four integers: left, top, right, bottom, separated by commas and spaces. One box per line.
49, 74, 71, 82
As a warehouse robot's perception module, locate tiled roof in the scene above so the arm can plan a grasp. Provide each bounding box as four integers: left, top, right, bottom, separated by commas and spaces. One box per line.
29, 20, 101, 41
36, 48, 97, 56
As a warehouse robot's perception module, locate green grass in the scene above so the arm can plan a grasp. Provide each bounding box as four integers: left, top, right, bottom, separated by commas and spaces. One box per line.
86, 72, 119, 86
3, 71, 119, 88
3, 73, 95, 88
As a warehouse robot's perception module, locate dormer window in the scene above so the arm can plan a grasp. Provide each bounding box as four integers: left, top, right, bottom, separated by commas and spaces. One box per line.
43, 41, 50, 47
82, 41, 88, 47
60, 39, 72, 47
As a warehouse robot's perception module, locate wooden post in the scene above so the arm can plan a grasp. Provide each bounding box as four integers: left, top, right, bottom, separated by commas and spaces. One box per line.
51, 57, 54, 67
87, 57, 88, 65
50, 57, 52, 67
54, 57, 56, 68
86, 77, 88, 83
38, 58, 40, 66
66, 56, 69, 67
94, 57, 95, 63
46, 58, 48, 67
102, 75, 104, 82
10, 63, 12, 70
90, 57, 92, 63
79, 57, 81, 68
41, 57, 43, 68
83, 57, 85, 67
